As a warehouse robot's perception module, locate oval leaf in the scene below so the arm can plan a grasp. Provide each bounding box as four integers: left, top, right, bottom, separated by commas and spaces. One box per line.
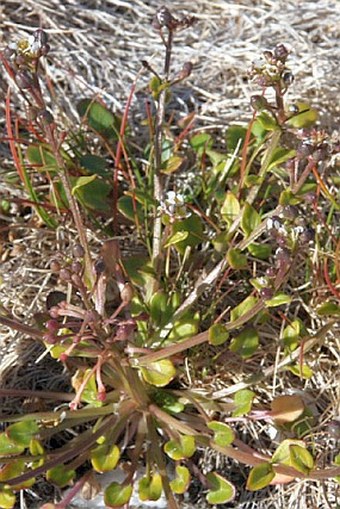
46, 465, 75, 487
0, 489, 16, 509
91, 444, 120, 473
206, 472, 235, 504
227, 248, 248, 269
138, 473, 162, 501
229, 327, 259, 358
232, 389, 255, 417
208, 323, 229, 346
7, 420, 38, 447
164, 435, 196, 460
246, 463, 275, 491
104, 482, 133, 508
208, 421, 235, 446
221, 192, 240, 226
271, 395, 305, 424
140, 359, 176, 387
241, 203, 261, 237
0, 433, 24, 457
230, 296, 258, 323
265, 293, 292, 308
170, 465, 191, 494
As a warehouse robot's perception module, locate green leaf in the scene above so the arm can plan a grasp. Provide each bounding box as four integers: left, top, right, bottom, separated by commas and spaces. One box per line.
272, 440, 314, 475
149, 291, 169, 327
287, 364, 313, 379
0, 489, 16, 509
282, 319, 302, 352
162, 155, 184, 174
72, 369, 102, 407
289, 445, 314, 474
230, 295, 258, 322
164, 231, 189, 248
241, 203, 261, 237
286, 102, 318, 128
247, 243, 272, 259
117, 195, 144, 223
72, 176, 112, 213
77, 99, 119, 138
168, 313, 199, 342
208, 323, 229, 346
208, 421, 235, 446
26, 144, 58, 173
264, 293, 291, 307
164, 435, 196, 460
206, 472, 235, 504
91, 444, 120, 473
230, 327, 259, 358
46, 465, 75, 487
221, 192, 240, 226
316, 301, 340, 316
190, 133, 213, 152
171, 215, 203, 254
140, 360, 176, 387
104, 482, 133, 508
232, 389, 255, 417
170, 465, 190, 494
138, 473, 162, 501
226, 248, 248, 269
267, 147, 296, 171
255, 111, 279, 131
246, 463, 275, 491
226, 125, 247, 152
6, 420, 38, 447
0, 433, 24, 457
79, 154, 109, 176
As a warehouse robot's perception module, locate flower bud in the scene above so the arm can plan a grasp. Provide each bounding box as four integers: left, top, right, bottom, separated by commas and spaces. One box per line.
299, 227, 315, 244
37, 109, 54, 125
94, 258, 106, 274
71, 261, 82, 274
274, 44, 289, 62
120, 283, 134, 304
73, 243, 85, 258
152, 6, 174, 29
260, 287, 274, 300
250, 95, 270, 111
282, 71, 294, 86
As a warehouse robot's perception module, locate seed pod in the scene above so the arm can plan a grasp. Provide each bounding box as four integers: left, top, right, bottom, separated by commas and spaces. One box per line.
266, 266, 277, 278
299, 227, 315, 244
282, 205, 298, 220
15, 69, 34, 89
59, 268, 72, 282
94, 257, 106, 274
73, 243, 85, 258
71, 261, 82, 274
71, 273, 83, 287
37, 109, 54, 125
275, 247, 291, 267
250, 95, 270, 111
152, 6, 174, 29
260, 287, 274, 300
120, 283, 134, 304
33, 28, 49, 47
282, 71, 294, 85
50, 259, 61, 272
46, 319, 60, 332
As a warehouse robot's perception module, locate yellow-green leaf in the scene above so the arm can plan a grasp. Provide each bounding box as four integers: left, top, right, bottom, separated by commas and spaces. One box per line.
6, 420, 38, 447
221, 192, 240, 226
0, 489, 16, 509
208, 323, 229, 346
241, 203, 261, 237
230, 296, 258, 323
0, 433, 24, 457
226, 248, 248, 269
232, 389, 255, 417
208, 421, 235, 446
140, 359, 176, 387
164, 435, 196, 460
104, 482, 133, 508
246, 463, 275, 491
90, 444, 120, 473
138, 473, 162, 501
229, 327, 259, 358
170, 465, 191, 494
206, 472, 235, 504
46, 465, 75, 487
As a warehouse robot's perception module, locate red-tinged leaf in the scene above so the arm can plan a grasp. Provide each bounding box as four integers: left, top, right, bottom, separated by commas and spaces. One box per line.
270, 395, 305, 424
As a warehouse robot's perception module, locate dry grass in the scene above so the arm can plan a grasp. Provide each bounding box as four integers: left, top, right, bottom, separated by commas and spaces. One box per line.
0, 1, 339, 508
